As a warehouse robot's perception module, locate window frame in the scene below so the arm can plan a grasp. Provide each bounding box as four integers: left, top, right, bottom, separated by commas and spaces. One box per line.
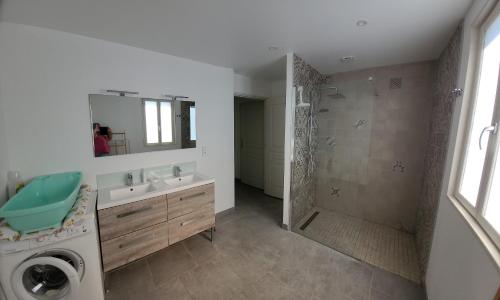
452, 0, 500, 249
141, 98, 176, 146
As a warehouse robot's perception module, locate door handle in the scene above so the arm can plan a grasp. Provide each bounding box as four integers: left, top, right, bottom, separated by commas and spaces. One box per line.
479, 122, 498, 150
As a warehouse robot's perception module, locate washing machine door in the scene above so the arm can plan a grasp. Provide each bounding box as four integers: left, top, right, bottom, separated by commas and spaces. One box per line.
11, 249, 84, 300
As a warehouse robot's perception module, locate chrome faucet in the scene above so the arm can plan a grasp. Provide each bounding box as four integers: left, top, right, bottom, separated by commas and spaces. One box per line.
126, 173, 133, 186
173, 166, 182, 177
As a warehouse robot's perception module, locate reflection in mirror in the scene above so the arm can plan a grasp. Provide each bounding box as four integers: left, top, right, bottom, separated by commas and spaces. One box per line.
89, 94, 196, 157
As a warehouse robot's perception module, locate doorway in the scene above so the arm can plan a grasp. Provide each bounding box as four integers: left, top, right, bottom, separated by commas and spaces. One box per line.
235, 96, 285, 197
236, 98, 265, 189
234, 95, 286, 224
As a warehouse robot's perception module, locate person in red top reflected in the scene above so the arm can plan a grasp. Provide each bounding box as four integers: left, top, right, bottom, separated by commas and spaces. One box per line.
93, 123, 110, 157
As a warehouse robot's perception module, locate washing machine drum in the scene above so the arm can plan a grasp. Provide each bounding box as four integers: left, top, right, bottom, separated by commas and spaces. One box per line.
11, 249, 84, 300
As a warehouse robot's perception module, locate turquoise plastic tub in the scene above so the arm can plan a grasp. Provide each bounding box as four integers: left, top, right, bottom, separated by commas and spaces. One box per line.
0, 172, 82, 234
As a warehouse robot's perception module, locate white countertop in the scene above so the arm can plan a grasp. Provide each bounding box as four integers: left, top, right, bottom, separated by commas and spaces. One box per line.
97, 172, 215, 210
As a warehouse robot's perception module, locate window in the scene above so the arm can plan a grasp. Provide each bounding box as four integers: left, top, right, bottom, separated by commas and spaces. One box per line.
143, 99, 174, 145
189, 105, 197, 141
454, 2, 500, 245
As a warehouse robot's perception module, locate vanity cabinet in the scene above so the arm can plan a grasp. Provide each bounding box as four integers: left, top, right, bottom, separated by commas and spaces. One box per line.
98, 183, 215, 272
167, 184, 215, 244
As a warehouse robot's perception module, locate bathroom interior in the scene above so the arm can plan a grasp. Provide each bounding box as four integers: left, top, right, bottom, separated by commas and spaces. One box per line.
0, 0, 500, 300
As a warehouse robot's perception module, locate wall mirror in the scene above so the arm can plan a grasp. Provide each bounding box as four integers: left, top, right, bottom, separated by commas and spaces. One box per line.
89, 94, 196, 157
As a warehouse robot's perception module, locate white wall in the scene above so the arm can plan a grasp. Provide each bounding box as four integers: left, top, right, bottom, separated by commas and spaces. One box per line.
426, 0, 500, 298
234, 73, 271, 99
0, 25, 9, 205
0, 22, 235, 213
427, 200, 499, 299
271, 80, 286, 97
0, 85, 9, 205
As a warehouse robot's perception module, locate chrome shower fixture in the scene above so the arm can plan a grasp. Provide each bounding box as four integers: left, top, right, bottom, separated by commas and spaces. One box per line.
295, 85, 310, 107
340, 56, 355, 63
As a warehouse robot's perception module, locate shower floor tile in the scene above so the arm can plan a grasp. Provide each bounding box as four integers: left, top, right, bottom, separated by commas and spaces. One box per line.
294, 207, 421, 283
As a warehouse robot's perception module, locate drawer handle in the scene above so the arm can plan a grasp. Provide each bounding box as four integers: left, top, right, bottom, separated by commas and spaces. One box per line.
116, 206, 153, 218
180, 219, 196, 227
118, 234, 152, 249
180, 192, 205, 201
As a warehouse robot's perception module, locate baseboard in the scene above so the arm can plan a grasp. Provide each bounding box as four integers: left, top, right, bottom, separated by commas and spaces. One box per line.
216, 206, 235, 218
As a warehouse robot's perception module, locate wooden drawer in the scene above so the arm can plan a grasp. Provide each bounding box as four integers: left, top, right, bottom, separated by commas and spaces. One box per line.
98, 195, 167, 241
101, 222, 169, 272
167, 183, 214, 220
168, 203, 215, 245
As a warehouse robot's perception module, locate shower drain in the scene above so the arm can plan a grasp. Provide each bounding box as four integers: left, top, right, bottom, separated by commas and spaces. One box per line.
300, 211, 320, 230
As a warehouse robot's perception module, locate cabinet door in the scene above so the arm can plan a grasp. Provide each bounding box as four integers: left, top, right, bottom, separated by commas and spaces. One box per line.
167, 183, 214, 220
264, 96, 285, 199
168, 203, 215, 245
101, 222, 169, 272
98, 195, 167, 241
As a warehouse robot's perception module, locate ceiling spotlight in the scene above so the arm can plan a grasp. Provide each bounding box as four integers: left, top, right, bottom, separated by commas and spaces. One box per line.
356, 20, 368, 27
268, 46, 280, 51
340, 56, 355, 63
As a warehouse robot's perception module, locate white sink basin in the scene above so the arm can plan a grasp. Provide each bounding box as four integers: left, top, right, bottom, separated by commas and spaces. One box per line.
109, 183, 156, 201
97, 172, 214, 210
163, 174, 198, 187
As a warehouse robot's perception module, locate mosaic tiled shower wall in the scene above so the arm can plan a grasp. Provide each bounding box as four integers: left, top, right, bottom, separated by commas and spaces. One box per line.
416, 25, 463, 277
290, 55, 326, 226
315, 62, 436, 232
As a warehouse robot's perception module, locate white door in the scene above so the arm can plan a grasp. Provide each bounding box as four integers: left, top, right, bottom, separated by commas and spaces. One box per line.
240, 101, 265, 189
265, 97, 286, 198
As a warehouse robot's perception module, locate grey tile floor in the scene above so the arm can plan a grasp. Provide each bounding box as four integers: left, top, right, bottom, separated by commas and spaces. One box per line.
105, 182, 426, 300
295, 207, 421, 283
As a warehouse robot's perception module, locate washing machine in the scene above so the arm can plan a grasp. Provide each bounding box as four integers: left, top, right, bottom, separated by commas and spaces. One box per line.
0, 193, 104, 300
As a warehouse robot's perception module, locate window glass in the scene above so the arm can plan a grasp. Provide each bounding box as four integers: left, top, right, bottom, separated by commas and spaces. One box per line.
482, 14, 500, 231
160, 102, 173, 143
144, 101, 159, 144
190, 106, 197, 141
459, 13, 500, 206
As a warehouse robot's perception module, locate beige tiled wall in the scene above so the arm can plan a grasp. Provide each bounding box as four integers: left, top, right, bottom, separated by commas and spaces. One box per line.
315, 61, 436, 232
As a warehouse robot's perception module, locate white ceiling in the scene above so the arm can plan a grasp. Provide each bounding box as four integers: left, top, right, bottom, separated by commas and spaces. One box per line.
0, 0, 473, 80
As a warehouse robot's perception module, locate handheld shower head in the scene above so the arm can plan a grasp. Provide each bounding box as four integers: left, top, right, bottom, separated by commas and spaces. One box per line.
295, 86, 310, 107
